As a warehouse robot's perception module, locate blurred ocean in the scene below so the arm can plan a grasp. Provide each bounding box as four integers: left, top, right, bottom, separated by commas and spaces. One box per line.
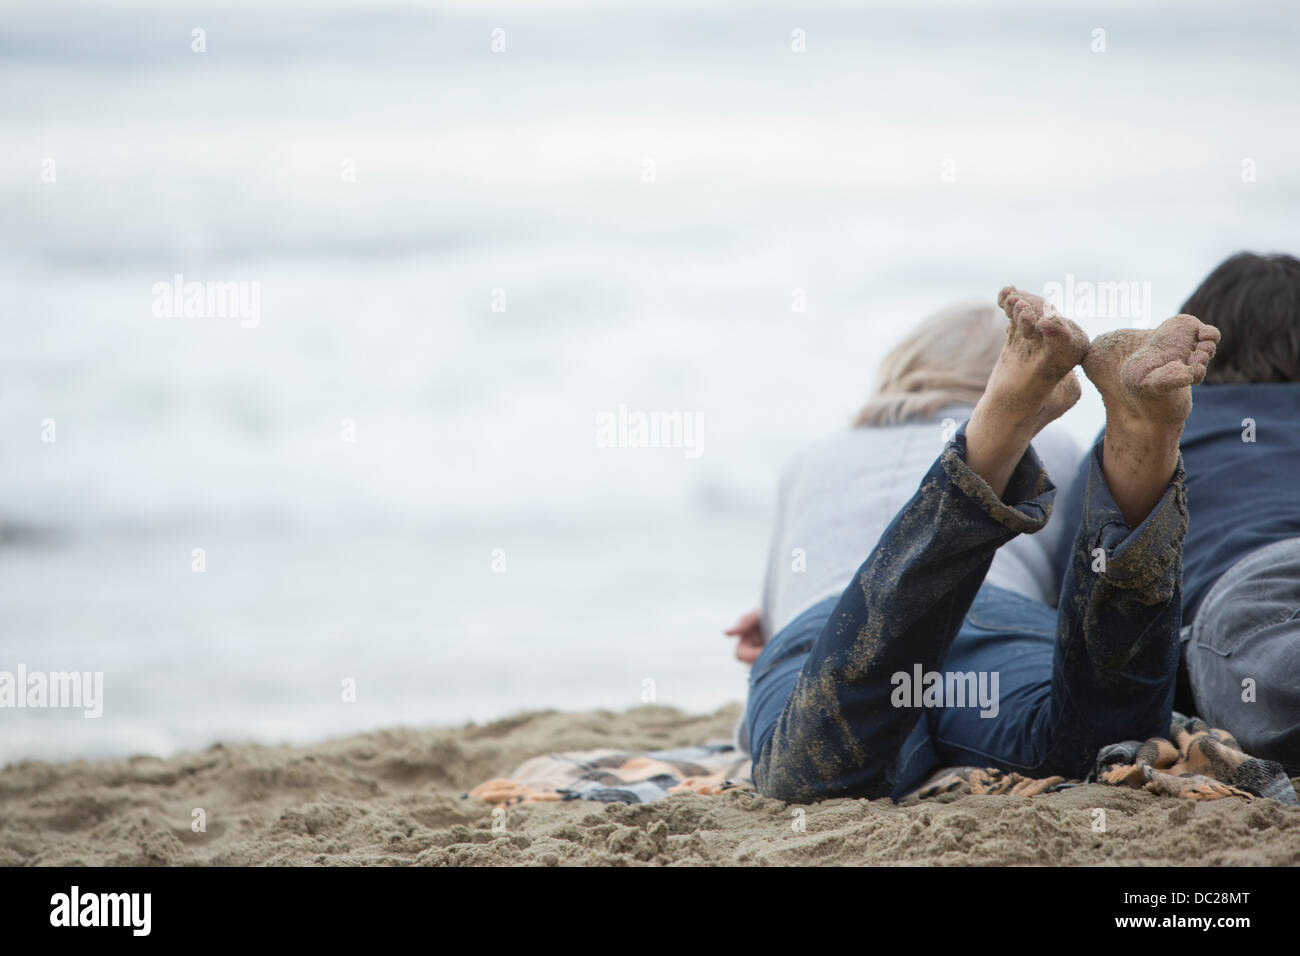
1, 0, 1297, 762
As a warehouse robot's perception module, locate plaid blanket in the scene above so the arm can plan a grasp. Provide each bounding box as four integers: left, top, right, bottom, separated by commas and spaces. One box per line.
470, 714, 1298, 807
470, 744, 752, 807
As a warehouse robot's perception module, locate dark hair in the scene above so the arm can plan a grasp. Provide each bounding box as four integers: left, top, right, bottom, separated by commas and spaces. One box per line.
1180, 252, 1300, 384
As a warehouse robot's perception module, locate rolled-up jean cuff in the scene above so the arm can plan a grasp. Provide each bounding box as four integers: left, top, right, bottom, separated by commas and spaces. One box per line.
1082, 441, 1188, 590
940, 422, 1055, 535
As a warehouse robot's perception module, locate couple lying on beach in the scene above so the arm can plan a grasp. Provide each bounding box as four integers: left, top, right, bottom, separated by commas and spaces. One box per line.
729, 252, 1300, 802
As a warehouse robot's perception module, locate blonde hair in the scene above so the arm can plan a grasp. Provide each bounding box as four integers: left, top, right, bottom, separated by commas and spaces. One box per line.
852, 300, 1005, 427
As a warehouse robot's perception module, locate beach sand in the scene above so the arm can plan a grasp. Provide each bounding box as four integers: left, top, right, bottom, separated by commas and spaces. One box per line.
3, 704, 1298, 866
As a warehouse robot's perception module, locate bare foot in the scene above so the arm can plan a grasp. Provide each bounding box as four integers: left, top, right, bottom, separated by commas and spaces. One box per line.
965, 286, 1090, 497
1083, 316, 1219, 426
1082, 314, 1220, 525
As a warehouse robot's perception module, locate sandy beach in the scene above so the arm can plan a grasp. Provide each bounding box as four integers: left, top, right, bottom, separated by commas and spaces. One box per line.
3, 704, 1298, 867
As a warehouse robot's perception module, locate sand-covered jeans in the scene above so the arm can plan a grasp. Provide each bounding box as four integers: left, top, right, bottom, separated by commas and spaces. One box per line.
746, 423, 1189, 802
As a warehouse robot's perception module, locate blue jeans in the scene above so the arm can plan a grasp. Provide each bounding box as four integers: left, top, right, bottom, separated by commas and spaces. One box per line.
746, 423, 1188, 802
1181, 537, 1300, 773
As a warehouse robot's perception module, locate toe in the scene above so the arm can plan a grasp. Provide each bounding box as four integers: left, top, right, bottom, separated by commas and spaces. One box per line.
1036, 314, 1066, 338
1014, 288, 1047, 312
1144, 360, 1197, 392
1000, 292, 1023, 322
1013, 300, 1038, 329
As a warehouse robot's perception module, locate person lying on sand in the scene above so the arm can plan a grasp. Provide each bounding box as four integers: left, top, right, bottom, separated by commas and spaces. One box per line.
1052, 252, 1300, 774
732, 287, 1219, 801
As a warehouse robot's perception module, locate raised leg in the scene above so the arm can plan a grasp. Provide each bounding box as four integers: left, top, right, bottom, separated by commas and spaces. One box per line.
752, 287, 1087, 801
